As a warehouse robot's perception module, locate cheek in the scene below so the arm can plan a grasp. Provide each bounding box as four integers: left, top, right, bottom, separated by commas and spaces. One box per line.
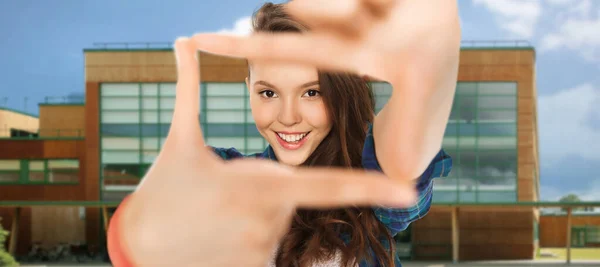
250, 100, 276, 130
302, 101, 331, 130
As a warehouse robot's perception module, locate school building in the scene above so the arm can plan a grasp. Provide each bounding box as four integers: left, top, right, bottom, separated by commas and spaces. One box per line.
1, 41, 599, 261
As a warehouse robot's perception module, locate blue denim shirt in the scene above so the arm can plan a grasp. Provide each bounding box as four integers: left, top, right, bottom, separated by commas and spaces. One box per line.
211, 124, 452, 266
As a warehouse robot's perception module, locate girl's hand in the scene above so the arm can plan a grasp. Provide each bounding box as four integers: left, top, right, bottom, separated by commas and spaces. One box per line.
191, 0, 461, 85
115, 38, 418, 267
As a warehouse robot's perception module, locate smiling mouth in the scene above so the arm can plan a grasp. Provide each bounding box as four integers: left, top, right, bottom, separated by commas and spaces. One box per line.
276, 132, 310, 144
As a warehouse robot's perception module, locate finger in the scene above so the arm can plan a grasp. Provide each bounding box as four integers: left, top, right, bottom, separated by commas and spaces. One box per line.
168, 37, 204, 143
192, 32, 374, 75
286, 0, 364, 36
361, 0, 396, 18
274, 167, 418, 209
285, 0, 389, 36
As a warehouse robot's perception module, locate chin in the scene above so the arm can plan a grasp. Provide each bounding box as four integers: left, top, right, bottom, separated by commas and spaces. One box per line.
272, 148, 310, 166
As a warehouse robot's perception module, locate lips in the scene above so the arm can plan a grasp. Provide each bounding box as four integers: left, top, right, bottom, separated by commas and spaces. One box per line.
275, 131, 311, 150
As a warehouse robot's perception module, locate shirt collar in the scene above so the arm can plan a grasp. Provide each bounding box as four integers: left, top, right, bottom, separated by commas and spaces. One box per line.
261, 145, 278, 161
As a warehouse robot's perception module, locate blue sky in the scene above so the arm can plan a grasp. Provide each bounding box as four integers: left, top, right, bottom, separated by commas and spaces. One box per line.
1, 0, 599, 201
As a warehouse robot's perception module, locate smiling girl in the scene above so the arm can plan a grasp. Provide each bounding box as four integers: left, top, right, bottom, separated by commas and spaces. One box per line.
107, 1, 460, 266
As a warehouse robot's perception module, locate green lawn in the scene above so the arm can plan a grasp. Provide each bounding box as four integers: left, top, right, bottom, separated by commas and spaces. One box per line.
537, 248, 600, 260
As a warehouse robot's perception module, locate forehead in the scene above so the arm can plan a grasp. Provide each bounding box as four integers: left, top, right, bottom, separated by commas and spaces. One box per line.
249, 61, 319, 87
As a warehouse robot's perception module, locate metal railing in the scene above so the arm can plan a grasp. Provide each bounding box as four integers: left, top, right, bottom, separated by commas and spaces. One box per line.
85, 40, 533, 51
461, 40, 532, 48
91, 42, 173, 50
42, 96, 85, 105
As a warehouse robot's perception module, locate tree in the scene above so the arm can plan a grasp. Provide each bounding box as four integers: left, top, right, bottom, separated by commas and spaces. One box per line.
559, 194, 592, 212
0, 217, 19, 266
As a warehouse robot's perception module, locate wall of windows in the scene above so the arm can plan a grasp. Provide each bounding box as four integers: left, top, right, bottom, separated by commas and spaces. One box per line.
0, 159, 79, 184
99, 81, 518, 203
433, 82, 518, 203
100, 83, 174, 200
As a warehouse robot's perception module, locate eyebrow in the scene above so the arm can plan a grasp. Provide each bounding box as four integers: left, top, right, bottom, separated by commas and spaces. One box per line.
253, 80, 320, 90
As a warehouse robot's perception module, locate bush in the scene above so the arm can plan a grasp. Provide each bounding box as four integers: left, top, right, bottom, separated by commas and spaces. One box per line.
0, 217, 18, 266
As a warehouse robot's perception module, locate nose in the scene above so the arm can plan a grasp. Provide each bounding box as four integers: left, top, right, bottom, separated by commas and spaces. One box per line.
277, 99, 301, 127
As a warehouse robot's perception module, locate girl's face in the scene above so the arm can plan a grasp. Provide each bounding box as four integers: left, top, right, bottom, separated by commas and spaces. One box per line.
247, 62, 332, 166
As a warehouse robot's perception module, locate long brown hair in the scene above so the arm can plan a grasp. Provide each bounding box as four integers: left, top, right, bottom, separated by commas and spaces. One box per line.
249, 2, 396, 267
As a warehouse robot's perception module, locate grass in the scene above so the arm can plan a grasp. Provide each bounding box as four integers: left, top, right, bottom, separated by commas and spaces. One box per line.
536, 247, 600, 260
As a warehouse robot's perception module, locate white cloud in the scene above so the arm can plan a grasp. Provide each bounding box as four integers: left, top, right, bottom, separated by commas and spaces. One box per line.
547, 0, 575, 5
541, 181, 600, 202
472, 0, 541, 38
217, 16, 252, 36
539, 0, 600, 62
538, 83, 600, 165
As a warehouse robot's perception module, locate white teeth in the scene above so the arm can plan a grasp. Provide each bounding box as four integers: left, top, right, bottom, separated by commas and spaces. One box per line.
277, 132, 308, 143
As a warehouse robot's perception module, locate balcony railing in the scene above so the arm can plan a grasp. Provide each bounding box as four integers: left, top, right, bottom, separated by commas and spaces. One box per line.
89, 42, 173, 50
42, 96, 85, 105
461, 40, 532, 48
85, 40, 534, 51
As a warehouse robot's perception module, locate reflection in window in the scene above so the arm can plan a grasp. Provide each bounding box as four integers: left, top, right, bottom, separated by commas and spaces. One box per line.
48, 160, 79, 183
103, 164, 143, 180
29, 161, 45, 182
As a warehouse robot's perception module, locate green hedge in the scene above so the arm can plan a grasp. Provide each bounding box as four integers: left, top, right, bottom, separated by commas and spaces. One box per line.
0, 217, 18, 266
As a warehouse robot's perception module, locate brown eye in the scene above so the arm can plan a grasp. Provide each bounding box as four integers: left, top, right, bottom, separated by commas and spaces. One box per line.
304, 89, 320, 97
260, 90, 277, 98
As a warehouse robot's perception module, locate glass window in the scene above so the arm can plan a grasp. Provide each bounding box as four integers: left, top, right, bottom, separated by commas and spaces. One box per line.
0, 160, 20, 183
142, 111, 158, 123
159, 97, 175, 110
102, 151, 139, 164
457, 82, 477, 94
29, 161, 45, 182
141, 83, 158, 96
478, 110, 516, 122
458, 96, 477, 110
0, 160, 20, 170
458, 108, 476, 123
142, 137, 160, 150
458, 136, 476, 149
159, 83, 177, 97
458, 123, 476, 136
103, 164, 142, 180
101, 97, 139, 110
160, 111, 174, 123
478, 136, 516, 150
206, 137, 245, 149
247, 137, 267, 150
102, 137, 140, 150
207, 97, 246, 110
206, 83, 245, 96
48, 160, 79, 183
0, 173, 19, 182
375, 96, 390, 111
205, 124, 243, 137
478, 150, 517, 176
207, 111, 245, 123
444, 123, 458, 136
371, 82, 393, 96
142, 151, 158, 163
142, 97, 159, 110
101, 124, 140, 136
478, 123, 516, 136
478, 96, 516, 109
246, 111, 255, 123
478, 82, 517, 95
101, 84, 139, 97
101, 111, 140, 123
